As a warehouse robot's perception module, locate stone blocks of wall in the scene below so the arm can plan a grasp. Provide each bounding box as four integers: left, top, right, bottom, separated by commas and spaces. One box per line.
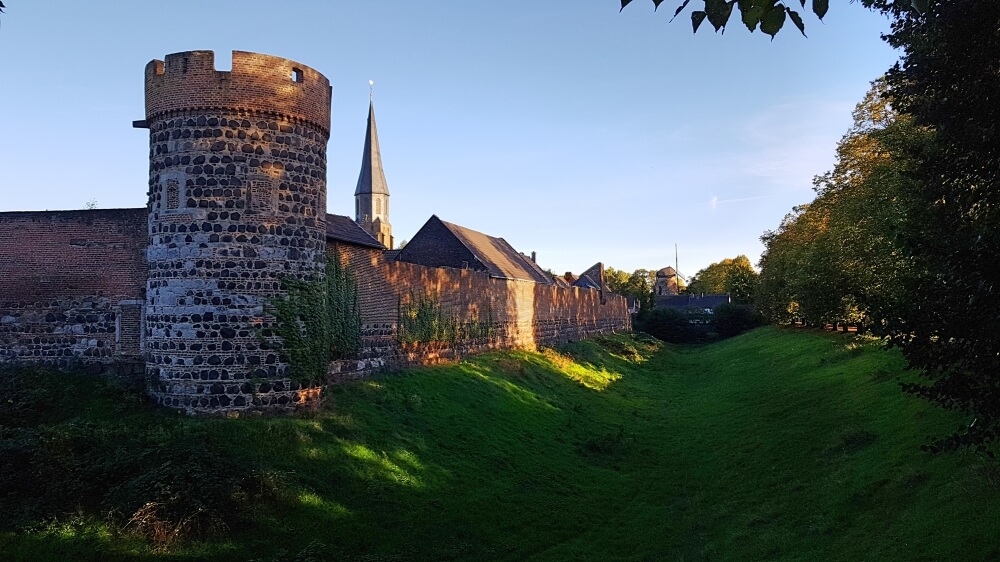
142, 51, 332, 413
0, 209, 147, 365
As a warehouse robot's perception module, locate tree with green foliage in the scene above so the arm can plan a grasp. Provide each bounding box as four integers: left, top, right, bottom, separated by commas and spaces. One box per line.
604, 267, 631, 294
757, 78, 928, 328
605, 267, 656, 313
620, 0, 830, 37
757, 0, 1000, 451
686, 255, 757, 304
864, 0, 1000, 452
723, 264, 758, 305
634, 307, 707, 343
620, 0, 930, 38
711, 303, 764, 337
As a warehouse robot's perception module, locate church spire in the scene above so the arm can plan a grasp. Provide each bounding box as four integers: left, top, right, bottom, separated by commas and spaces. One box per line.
354, 88, 393, 249
354, 99, 390, 197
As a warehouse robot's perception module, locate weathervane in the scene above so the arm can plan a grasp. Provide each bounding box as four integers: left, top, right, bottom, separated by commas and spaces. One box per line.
369, 79, 374, 102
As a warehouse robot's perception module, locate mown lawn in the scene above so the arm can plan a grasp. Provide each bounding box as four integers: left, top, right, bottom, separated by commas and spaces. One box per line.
2, 327, 999, 561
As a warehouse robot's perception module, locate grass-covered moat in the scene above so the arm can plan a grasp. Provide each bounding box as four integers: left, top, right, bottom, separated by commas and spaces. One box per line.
3, 327, 1000, 561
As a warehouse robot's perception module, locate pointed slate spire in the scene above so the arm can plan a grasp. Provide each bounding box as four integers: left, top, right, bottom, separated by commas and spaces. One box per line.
354, 101, 389, 196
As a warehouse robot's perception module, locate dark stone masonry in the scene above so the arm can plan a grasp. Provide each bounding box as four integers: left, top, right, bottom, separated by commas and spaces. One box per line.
140, 51, 332, 412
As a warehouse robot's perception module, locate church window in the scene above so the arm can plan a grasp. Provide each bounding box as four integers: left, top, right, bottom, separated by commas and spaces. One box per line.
356, 199, 360, 218
376, 198, 381, 215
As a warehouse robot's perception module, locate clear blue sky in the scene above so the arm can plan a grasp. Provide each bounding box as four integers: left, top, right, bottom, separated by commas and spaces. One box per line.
0, 1, 898, 278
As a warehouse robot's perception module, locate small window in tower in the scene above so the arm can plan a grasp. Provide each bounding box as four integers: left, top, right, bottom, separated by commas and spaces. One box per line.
291, 68, 304, 83
166, 179, 180, 210
355, 199, 360, 217
376, 198, 381, 215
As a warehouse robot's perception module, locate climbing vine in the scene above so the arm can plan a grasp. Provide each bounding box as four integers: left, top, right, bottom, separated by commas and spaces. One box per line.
397, 293, 494, 345
263, 258, 361, 383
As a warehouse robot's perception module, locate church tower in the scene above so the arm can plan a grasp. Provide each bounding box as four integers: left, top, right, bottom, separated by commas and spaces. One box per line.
354, 97, 393, 248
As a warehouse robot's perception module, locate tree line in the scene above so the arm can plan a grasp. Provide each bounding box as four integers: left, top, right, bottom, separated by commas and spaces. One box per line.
606, 254, 758, 310
755, 1, 1000, 453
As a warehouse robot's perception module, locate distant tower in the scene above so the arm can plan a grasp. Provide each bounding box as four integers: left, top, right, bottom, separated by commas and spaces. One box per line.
655, 267, 680, 296
136, 50, 332, 412
354, 95, 393, 249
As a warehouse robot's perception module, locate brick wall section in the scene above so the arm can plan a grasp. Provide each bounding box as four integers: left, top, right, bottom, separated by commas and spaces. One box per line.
0, 209, 147, 365
329, 243, 631, 378
145, 51, 331, 135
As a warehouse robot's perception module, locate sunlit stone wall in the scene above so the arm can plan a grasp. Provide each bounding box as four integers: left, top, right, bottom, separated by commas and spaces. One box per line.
326, 243, 632, 382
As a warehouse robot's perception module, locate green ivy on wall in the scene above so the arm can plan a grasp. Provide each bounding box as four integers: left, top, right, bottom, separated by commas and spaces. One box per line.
397, 293, 494, 345
263, 258, 361, 383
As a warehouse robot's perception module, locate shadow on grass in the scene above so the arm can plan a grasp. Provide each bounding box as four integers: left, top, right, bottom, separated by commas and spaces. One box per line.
233, 335, 662, 559
7, 329, 1000, 560
0, 333, 651, 560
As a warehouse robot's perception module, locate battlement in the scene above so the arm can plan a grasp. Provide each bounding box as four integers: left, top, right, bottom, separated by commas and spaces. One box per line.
144, 50, 332, 134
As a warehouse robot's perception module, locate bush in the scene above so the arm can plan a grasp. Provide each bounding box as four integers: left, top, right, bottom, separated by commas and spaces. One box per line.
635, 308, 708, 343
712, 304, 764, 338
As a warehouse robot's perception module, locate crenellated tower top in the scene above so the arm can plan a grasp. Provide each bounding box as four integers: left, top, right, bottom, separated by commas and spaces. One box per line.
142, 50, 332, 135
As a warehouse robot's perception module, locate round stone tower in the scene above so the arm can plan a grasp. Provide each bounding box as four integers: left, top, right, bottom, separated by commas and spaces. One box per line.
138, 50, 331, 412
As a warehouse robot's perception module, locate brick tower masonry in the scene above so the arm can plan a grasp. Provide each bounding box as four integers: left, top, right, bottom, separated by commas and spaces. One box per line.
136, 51, 332, 412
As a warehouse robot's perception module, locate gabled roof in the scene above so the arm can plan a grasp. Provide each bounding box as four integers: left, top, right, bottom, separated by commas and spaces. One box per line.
354, 101, 390, 196
573, 274, 601, 290
519, 251, 556, 285
429, 216, 553, 284
325, 213, 385, 249
575, 262, 605, 292
656, 266, 677, 277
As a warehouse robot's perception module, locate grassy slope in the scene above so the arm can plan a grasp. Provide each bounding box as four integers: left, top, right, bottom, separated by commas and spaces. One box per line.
3, 327, 1000, 561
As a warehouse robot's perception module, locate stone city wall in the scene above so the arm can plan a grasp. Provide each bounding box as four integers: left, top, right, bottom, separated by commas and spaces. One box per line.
327, 243, 631, 381
0, 209, 147, 367
0, 212, 630, 407
0, 49, 629, 415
